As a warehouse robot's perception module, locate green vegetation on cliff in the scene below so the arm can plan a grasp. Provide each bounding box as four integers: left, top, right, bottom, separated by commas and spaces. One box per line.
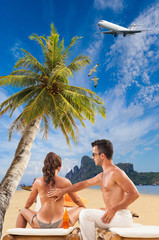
65, 156, 159, 185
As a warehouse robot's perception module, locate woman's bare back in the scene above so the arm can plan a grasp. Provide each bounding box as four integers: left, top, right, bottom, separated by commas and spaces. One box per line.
35, 176, 69, 223
16, 152, 85, 229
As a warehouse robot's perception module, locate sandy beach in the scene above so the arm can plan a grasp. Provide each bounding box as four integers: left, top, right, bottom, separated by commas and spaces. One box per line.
2, 188, 159, 238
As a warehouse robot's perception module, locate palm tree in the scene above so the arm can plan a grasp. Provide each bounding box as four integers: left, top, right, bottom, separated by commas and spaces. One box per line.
0, 24, 106, 236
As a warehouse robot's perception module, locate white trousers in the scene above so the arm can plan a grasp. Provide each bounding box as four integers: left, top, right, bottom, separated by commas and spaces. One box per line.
79, 209, 133, 240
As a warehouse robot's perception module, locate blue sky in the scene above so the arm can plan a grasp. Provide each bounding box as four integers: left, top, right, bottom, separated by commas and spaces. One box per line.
0, 0, 159, 185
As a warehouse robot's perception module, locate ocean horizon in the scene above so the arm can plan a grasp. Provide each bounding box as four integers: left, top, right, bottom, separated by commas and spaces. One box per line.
88, 185, 159, 195
18, 184, 159, 195
136, 185, 159, 195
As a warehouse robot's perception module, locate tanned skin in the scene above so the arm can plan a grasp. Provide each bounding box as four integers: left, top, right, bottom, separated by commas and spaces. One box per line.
16, 168, 85, 228
48, 146, 139, 224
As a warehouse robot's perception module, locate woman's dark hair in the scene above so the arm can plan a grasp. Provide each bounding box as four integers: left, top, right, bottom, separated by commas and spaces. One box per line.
91, 139, 113, 160
42, 152, 62, 186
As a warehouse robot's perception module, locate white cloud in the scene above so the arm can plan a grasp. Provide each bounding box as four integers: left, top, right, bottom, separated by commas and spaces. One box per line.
10, 41, 22, 59
86, 33, 104, 59
97, 92, 159, 156
59, 157, 79, 176
143, 147, 152, 151
105, 2, 159, 107
136, 84, 159, 106
25, 161, 43, 175
94, 0, 124, 12
0, 89, 10, 104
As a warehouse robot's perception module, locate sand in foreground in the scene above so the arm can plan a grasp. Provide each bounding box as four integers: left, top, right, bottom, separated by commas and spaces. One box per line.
2, 188, 159, 238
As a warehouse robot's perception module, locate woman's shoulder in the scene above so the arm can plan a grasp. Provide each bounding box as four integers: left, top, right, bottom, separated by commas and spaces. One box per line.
33, 177, 44, 186
55, 176, 72, 187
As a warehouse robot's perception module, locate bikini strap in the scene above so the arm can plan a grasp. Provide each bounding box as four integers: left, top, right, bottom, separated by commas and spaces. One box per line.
30, 214, 37, 224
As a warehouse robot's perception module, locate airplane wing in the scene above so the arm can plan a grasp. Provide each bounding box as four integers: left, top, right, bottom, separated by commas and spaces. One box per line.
122, 30, 142, 34
100, 30, 144, 35
101, 31, 117, 34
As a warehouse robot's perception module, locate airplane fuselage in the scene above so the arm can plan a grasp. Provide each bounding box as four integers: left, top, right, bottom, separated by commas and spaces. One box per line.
98, 20, 128, 31
97, 20, 143, 36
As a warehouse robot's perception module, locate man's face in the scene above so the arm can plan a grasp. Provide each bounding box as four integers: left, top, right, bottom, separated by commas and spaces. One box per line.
92, 146, 103, 166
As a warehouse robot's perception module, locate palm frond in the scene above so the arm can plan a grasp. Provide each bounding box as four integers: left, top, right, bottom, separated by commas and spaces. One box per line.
0, 87, 41, 116
58, 93, 86, 126
58, 122, 71, 147
62, 89, 105, 122
9, 87, 42, 117
8, 114, 24, 141
14, 49, 47, 76
50, 23, 57, 35
62, 36, 82, 60
69, 85, 105, 103
29, 34, 47, 55
68, 55, 90, 73
0, 75, 40, 88
60, 112, 78, 140
11, 69, 40, 77
40, 114, 49, 139
42, 93, 59, 124
49, 64, 72, 85
57, 116, 79, 148
22, 88, 49, 123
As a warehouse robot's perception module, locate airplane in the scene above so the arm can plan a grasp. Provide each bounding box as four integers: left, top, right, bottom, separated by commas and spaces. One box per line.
88, 63, 99, 77
98, 20, 148, 37
91, 76, 99, 88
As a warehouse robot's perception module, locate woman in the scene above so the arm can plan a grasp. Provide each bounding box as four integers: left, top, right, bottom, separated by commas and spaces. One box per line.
16, 152, 85, 228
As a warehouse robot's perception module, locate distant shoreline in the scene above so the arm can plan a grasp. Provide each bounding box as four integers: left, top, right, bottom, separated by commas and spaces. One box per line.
66, 185, 159, 195
18, 184, 159, 195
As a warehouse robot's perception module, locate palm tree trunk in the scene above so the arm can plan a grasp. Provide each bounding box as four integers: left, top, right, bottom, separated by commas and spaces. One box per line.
0, 117, 41, 238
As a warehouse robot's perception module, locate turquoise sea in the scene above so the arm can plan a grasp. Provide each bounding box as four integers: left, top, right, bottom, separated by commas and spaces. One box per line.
18, 184, 159, 195
89, 185, 159, 195
136, 185, 159, 195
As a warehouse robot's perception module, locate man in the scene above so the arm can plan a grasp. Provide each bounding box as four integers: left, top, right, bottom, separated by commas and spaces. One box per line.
48, 139, 139, 239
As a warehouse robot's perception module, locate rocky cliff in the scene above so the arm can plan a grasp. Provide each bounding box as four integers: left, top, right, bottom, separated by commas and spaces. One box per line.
65, 156, 159, 185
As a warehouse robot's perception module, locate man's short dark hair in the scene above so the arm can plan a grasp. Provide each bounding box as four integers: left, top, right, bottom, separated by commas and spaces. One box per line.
91, 139, 113, 160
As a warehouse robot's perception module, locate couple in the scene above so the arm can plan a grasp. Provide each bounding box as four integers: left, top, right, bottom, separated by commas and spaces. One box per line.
16, 139, 139, 240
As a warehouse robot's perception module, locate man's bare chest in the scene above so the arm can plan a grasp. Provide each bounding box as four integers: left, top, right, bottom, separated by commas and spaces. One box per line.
100, 173, 115, 191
